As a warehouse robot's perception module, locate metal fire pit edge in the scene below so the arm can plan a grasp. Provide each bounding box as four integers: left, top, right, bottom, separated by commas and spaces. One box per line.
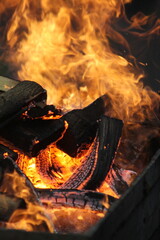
0, 150, 160, 240
91, 149, 160, 240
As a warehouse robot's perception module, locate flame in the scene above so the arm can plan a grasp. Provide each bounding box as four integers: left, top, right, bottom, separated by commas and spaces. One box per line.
17, 144, 82, 189
0, 0, 160, 234
0, 170, 54, 232
3, 0, 159, 120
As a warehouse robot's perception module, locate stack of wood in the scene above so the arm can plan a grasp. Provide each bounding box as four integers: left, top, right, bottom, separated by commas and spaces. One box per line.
0, 76, 125, 231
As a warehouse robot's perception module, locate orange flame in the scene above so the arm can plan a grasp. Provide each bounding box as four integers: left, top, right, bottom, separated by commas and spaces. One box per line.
0, 0, 160, 233
0, 171, 54, 232
4, 0, 159, 121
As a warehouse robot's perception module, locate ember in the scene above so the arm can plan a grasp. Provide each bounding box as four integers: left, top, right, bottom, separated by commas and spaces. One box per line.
0, 0, 159, 237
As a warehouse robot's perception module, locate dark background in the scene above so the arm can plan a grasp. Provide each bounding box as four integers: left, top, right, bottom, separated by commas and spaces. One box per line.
125, 0, 160, 18
125, 0, 160, 93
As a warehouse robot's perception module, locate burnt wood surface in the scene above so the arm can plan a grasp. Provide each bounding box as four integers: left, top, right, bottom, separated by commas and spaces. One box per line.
84, 116, 123, 190
37, 189, 115, 212
0, 118, 65, 157
0, 192, 26, 221
57, 95, 107, 157
60, 134, 99, 190
60, 116, 123, 190
0, 80, 47, 128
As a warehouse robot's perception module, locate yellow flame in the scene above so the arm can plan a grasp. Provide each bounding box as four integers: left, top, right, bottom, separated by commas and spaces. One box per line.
0, 171, 54, 232
5, 0, 159, 121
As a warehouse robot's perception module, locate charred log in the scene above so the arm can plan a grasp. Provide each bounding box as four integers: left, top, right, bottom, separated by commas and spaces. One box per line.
0, 80, 47, 128
84, 116, 123, 190
60, 116, 123, 190
26, 104, 61, 119
0, 118, 65, 157
57, 95, 107, 157
0, 192, 26, 222
37, 189, 116, 212
60, 134, 99, 189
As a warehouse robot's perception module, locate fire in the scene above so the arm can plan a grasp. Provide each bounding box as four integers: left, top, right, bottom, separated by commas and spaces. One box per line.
3, 0, 159, 120
0, 0, 159, 234
17, 145, 82, 189
0, 170, 54, 232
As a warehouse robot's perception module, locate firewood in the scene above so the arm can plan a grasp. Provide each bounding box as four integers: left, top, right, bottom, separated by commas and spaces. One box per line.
57, 95, 107, 157
0, 118, 65, 157
26, 105, 61, 118
0, 192, 26, 221
84, 116, 123, 190
37, 189, 116, 212
60, 116, 123, 190
0, 80, 47, 128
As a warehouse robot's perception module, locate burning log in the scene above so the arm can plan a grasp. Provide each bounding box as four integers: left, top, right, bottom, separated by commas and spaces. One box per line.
0, 80, 47, 128
0, 148, 54, 233
84, 116, 123, 190
26, 104, 61, 118
61, 116, 123, 190
0, 118, 65, 157
57, 95, 107, 157
0, 193, 26, 222
37, 189, 115, 212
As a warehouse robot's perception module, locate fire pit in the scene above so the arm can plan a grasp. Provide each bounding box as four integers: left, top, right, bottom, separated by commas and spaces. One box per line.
0, 0, 159, 239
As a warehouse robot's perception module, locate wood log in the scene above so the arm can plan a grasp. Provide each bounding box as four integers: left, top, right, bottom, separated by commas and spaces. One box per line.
60, 116, 123, 190
0, 118, 65, 157
57, 95, 107, 157
0, 80, 47, 128
37, 189, 116, 212
84, 116, 123, 190
26, 104, 61, 119
0, 192, 26, 221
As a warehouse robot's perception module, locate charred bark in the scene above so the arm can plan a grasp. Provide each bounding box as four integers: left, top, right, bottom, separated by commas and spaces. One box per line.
0, 80, 47, 128
60, 116, 123, 190
0, 192, 26, 221
57, 95, 107, 157
60, 135, 99, 189
37, 189, 116, 212
84, 116, 123, 190
0, 118, 65, 157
